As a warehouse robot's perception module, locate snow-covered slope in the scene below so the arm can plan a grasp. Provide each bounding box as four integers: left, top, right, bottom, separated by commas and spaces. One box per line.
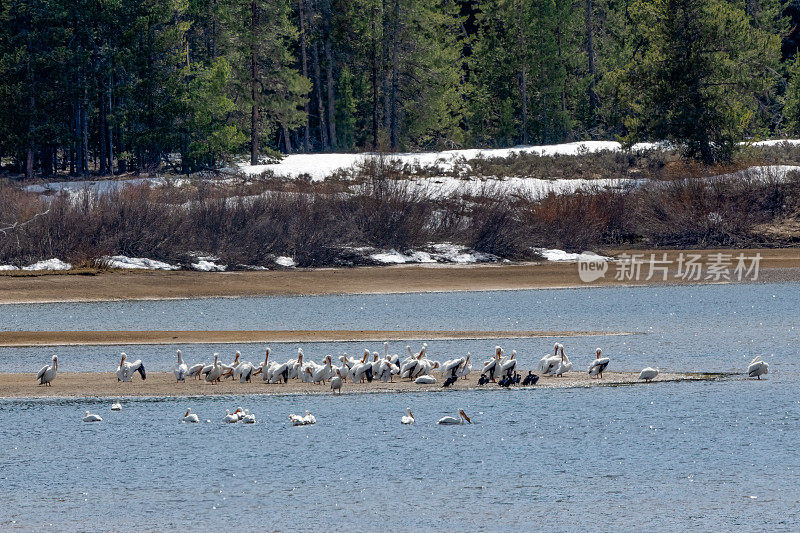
238, 140, 660, 180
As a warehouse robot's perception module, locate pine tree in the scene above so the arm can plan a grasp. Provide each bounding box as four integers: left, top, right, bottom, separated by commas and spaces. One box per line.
622, 0, 780, 163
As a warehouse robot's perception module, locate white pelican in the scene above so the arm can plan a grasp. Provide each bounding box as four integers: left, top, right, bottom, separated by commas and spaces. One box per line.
111, 399, 122, 411
414, 375, 436, 384
290, 410, 316, 426
116, 353, 146, 382
481, 347, 503, 382
747, 356, 769, 379
499, 349, 517, 379
36, 354, 58, 386
187, 361, 205, 380
174, 350, 188, 382
457, 354, 472, 380
401, 408, 415, 425
242, 409, 256, 423
183, 408, 200, 423
331, 369, 343, 394
437, 410, 471, 425
83, 410, 102, 422
539, 343, 561, 375
220, 351, 241, 379
223, 409, 239, 423
639, 367, 659, 382
552, 345, 573, 377
234, 361, 256, 383
204, 354, 223, 384
589, 348, 610, 378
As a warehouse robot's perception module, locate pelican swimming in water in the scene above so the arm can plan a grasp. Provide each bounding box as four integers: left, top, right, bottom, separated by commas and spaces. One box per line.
111, 399, 122, 411
290, 411, 316, 426
242, 410, 256, 424
638, 367, 659, 382
437, 410, 471, 425
36, 354, 58, 386
183, 408, 200, 423
747, 356, 769, 379
223, 409, 239, 423
83, 410, 102, 422
589, 348, 610, 378
401, 408, 415, 425
174, 350, 188, 382
116, 353, 146, 382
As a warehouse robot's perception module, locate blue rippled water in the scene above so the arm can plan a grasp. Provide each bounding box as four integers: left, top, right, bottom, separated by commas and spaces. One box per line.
1, 283, 798, 531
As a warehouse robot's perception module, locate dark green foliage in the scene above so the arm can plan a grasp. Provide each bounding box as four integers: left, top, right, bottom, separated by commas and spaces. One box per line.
0, 0, 794, 176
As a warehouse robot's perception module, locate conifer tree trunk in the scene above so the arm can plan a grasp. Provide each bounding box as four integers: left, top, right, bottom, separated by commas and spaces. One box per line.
313, 40, 329, 149
299, 0, 311, 151
389, 0, 399, 151
325, 36, 336, 149
250, 0, 260, 165
371, 1, 379, 150
585, 0, 597, 126
516, 1, 528, 144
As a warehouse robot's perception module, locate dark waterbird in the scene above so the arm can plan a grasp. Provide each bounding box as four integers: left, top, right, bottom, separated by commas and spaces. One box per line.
442, 374, 458, 388
522, 371, 539, 386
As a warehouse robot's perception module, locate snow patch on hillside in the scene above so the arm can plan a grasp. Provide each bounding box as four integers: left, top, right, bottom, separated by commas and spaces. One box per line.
102, 256, 179, 270
534, 248, 612, 262
239, 140, 660, 180
22, 258, 72, 271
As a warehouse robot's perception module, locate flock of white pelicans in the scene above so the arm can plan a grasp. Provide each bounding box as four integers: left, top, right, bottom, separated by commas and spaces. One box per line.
34, 342, 770, 424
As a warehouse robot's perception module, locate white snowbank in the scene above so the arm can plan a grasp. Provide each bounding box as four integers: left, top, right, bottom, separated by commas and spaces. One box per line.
102, 256, 179, 270
192, 259, 227, 272
0, 265, 19, 271
748, 139, 800, 147
357, 243, 500, 264
369, 250, 436, 264
239, 140, 660, 181
22, 258, 72, 271
275, 256, 296, 267
534, 248, 612, 262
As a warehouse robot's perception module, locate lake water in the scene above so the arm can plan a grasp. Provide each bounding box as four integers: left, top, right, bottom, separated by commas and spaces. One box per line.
1, 283, 798, 531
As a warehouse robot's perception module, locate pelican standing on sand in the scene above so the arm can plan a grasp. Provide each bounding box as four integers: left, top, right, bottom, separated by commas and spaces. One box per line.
438, 410, 471, 425
330, 369, 343, 394
37, 355, 58, 386
174, 350, 188, 382
401, 408, 415, 425
83, 410, 102, 422
747, 356, 769, 379
639, 367, 659, 382
589, 348, 610, 379
116, 353, 146, 382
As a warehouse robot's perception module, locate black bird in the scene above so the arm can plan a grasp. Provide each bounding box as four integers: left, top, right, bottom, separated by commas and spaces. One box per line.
521, 371, 539, 386
443, 374, 458, 388
478, 374, 489, 386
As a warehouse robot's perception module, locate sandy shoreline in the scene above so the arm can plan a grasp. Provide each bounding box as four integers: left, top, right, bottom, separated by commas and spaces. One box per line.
0, 248, 798, 304
0, 329, 632, 347
0, 370, 731, 399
